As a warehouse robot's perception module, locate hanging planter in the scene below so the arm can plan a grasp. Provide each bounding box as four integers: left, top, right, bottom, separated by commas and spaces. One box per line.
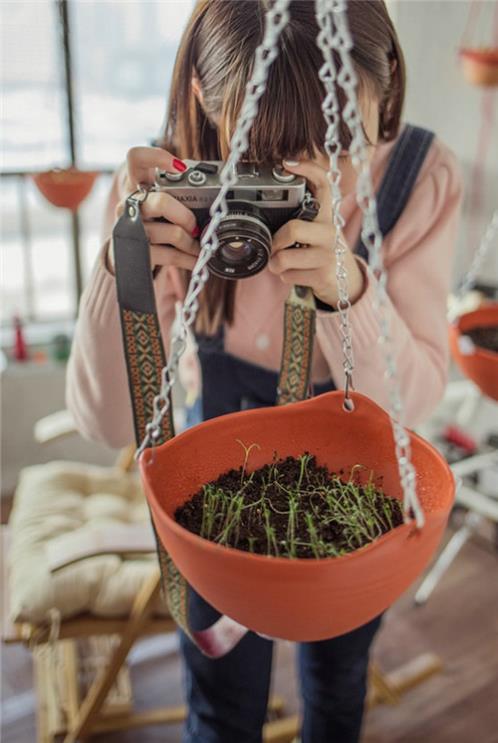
449, 302, 498, 401
32, 167, 98, 211
140, 391, 454, 641
459, 48, 498, 86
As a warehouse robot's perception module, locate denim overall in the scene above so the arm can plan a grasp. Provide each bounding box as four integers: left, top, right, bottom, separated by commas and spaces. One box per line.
180, 125, 434, 743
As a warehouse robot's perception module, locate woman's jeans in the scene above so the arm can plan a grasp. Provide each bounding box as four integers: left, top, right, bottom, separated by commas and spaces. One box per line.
180, 613, 383, 743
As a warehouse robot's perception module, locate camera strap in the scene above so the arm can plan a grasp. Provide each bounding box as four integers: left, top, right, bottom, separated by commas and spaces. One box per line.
112, 187, 321, 646
113, 193, 175, 447
113, 192, 192, 637
277, 191, 320, 406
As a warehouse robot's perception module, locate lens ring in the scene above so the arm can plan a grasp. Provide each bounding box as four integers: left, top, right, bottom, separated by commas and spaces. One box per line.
207, 202, 272, 279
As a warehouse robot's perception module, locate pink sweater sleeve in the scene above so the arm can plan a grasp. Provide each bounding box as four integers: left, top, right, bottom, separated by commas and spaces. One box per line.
315, 140, 463, 427
65, 166, 179, 449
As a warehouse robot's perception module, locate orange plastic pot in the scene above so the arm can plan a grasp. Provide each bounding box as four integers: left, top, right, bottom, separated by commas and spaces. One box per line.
449, 303, 498, 402
140, 391, 454, 641
32, 168, 98, 210
459, 48, 498, 86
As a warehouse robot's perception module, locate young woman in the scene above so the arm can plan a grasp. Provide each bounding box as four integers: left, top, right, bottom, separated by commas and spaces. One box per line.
66, 1, 462, 741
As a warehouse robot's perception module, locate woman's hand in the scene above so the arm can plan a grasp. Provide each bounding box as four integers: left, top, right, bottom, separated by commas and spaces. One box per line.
269, 159, 365, 308
107, 146, 201, 274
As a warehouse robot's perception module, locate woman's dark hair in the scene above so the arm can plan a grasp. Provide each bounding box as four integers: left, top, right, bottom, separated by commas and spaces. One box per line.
157, 0, 405, 334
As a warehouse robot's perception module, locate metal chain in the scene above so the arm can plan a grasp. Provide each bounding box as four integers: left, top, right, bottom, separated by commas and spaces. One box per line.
315, 0, 355, 405
324, 0, 424, 527
456, 208, 498, 301
135, 0, 292, 460
135, 0, 431, 529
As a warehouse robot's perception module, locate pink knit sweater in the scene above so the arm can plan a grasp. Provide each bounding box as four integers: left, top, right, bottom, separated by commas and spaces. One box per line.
66, 133, 463, 449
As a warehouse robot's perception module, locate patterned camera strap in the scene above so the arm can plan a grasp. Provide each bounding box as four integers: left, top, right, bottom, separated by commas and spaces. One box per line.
112, 199, 315, 646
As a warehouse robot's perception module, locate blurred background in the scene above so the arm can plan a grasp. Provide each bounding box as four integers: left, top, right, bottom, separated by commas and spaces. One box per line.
1, 2, 497, 743
1, 0, 497, 486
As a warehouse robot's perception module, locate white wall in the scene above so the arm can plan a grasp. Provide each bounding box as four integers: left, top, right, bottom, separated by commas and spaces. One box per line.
1, 362, 115, 495
1, 360, 186, 496
389, 0, 498, 284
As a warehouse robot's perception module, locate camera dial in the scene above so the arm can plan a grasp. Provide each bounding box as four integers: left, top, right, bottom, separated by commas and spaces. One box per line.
272, 164, 296, 183
188, 170, 208, 186
159, 169, 184, 182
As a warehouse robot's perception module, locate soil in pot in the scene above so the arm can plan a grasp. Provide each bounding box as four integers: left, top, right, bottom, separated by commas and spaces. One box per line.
465, 325, 498, 353
175, 446, 404, 559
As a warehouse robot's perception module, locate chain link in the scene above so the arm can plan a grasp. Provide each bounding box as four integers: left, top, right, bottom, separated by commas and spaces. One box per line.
322, 0, 423, 527
456, 209, 498, 302
135, 0, 292, 460
315, 0, 355, 400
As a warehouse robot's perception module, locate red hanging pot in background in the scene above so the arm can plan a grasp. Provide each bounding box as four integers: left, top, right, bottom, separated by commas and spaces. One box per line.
32, 167, 98, 211
459, 48, 498, 86
140, 391, 455, 641
449, 303, 498, 401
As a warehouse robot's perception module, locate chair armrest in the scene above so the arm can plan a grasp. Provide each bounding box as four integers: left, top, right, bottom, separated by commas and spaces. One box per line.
33, 409, 77, 444
46, 524, 157, 572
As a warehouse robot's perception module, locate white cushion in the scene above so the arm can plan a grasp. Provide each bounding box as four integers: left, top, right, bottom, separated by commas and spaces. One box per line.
8, 461, 169, 623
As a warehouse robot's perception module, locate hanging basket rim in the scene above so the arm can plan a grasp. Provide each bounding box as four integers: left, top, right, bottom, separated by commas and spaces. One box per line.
451, 303, 498, 362
32, 168, 100, 181
459, 47, 498, 64
32, 168, 99, 210
140, 389, 455, 566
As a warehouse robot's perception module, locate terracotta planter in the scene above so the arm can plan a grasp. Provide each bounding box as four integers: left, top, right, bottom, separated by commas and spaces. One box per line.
140, 391, 454, 641
449, 303, 498, 402
32, 168, 98, 210
459, 48, 498, 86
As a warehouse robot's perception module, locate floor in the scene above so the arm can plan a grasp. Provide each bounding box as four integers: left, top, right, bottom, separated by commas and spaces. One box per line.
2, 519, 498, 743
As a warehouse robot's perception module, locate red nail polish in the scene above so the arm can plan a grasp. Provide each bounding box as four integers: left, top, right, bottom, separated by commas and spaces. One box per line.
173, 158, 187, 172
191, 225, 201, 238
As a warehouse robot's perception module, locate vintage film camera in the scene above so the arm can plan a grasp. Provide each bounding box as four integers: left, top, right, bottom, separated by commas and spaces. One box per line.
154, 161, 319, 279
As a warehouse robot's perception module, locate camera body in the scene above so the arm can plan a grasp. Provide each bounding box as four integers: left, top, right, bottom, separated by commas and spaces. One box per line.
153, 161, 318, 279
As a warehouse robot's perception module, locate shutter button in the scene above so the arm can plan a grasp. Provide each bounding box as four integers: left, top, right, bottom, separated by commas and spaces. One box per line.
188, 170, 207, 186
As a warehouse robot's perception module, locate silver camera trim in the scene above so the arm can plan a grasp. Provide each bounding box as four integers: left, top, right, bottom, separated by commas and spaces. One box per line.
154, 161, 306, 209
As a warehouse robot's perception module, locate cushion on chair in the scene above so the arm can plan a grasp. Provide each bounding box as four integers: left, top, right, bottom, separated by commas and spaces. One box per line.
8, 461, 169, 623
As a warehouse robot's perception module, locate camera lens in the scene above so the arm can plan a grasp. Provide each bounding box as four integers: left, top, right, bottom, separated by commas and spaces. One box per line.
221, 238, 253, 262
206, 201, 272, 280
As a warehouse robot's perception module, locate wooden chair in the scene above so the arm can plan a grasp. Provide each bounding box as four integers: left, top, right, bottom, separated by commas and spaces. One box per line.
2, 411, 442, 743
1, 414, 286, 743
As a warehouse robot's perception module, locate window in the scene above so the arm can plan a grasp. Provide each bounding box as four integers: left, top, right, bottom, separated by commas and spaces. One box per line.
72, 0, 194, 169
0, 0, 194, 328
1, 1, 66, 171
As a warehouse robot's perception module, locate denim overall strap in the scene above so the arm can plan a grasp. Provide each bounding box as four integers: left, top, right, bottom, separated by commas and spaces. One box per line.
356, 124, 435, 261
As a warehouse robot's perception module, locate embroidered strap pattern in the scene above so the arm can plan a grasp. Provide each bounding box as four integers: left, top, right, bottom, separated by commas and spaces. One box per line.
120, 307, 191, 637
277, 287, 317, 406
121, 309, 174, 444
151, 519, 191, 636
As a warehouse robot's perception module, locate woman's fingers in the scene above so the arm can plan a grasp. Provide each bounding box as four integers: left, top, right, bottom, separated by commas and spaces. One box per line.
141, 191, 198, 236
144, 222, 200, 257
150, 244, 199, 271
283, 159, 333, 224
114, 191, 198, 237
126, 146, 187, 190
272, 219, 334, 254
110, 145, 200, 275
269, 245, 330, 274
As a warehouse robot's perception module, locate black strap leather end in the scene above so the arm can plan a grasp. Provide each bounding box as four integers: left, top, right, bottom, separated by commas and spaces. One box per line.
113, 199, 157, 314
